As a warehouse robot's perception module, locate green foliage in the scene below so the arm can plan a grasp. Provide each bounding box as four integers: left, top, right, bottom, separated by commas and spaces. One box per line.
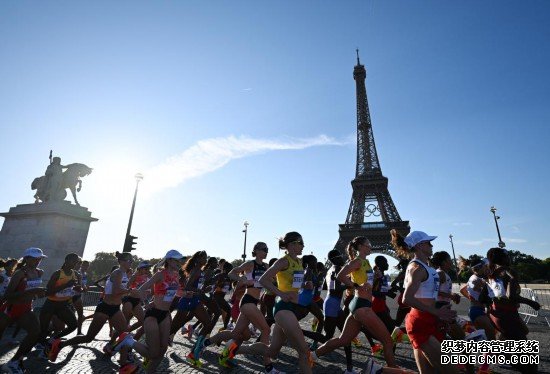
87, 251, 143, 283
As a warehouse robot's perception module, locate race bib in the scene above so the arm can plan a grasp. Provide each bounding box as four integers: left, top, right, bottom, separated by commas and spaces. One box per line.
222, 284, 231, 293
56, 287, 75, 298
292, 271, 304, 289
253, 275, 263, 288
26, 279, 42, 289
433, 273, 440, 299
163, 287, 177, 302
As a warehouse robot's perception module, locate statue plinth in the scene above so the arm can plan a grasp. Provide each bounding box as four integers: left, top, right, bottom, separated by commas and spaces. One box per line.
0, 201, 98, 279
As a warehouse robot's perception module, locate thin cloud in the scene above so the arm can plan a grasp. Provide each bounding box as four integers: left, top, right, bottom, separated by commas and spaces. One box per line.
452, 222, 472, 227
142, 135, 347, 196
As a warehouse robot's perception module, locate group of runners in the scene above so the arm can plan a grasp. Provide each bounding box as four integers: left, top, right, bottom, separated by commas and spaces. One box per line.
0, 230, 541, 373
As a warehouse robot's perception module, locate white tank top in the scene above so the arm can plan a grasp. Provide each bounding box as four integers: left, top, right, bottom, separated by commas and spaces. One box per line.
437, 269, 452, 302
467, 274, 483, 301
105, 272, 129, 295
410, 259, 439, 299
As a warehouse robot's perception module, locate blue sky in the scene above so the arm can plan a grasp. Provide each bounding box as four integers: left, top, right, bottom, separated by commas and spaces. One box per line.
1, 1, 549, 270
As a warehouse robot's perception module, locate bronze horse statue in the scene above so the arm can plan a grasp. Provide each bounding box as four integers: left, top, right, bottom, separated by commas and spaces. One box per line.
32, 163, 93, 206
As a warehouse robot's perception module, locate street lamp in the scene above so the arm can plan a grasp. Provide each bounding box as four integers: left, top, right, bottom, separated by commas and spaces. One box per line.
242, 221, 249, 263
123, 173, 143, 252
449, 234, 460, 286
490, 206, 506, 248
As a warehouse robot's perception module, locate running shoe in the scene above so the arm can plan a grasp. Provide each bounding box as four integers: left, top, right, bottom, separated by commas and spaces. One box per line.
180, 325, 188, 335
186, 351, 203, 367
112, 332, 135, 352
119, 362, 138, 374
34, 343, 45, 351
309, 341, 318, 351
371, 343, 384, 359
311, 319, 318, 331
218, 354, 238, 368
48, 338, 62, 362
220, 339, 239, 361
363, 358, 383, 374
227, 322, 235, 330
1, 360, 23, 374
391, 327, 409, 343
192, 335, 205, 360
351, 336, 362, 347
142, 357, 150, 370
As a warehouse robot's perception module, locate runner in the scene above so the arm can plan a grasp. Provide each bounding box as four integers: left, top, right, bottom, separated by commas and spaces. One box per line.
432, 251, 464, 340
111, 249, 185, 373
194, 242, 283, 373
392, 229, 460, 374
38, 253, 81, 350
260, 258, 278, 326
485, 247, 540, 374
0, 248, 47, 374
310, 237, 403, 373
322, 249, 355, 373
48, 251, 136, 373
458, 256, 495, 340
122, 261, 152, 334
225, 232, 314, 374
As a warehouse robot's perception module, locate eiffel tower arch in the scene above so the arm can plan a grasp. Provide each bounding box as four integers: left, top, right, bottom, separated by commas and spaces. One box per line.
334, 51, 410, 259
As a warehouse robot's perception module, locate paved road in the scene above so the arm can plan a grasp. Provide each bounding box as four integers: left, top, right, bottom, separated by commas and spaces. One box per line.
1, 296, 548, 373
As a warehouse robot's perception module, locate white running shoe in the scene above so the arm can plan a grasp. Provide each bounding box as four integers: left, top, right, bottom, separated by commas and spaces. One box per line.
363, 358, 383, 374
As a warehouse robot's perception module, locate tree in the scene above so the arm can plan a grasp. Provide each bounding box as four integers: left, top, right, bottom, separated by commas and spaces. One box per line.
87, 251, 144, 282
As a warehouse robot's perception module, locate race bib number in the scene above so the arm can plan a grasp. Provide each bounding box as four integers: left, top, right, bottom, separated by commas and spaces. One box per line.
163, 287, 177, 302
56, 287, 75, 298
26, 279, 42, 289
433, 273, 440, 299
253, 275, 263, 288
292, 271, 304, 289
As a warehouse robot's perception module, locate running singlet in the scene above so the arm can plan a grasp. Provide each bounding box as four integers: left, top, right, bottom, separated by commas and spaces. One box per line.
437, 269, 452, 302
153, 269, 180, 302
245, 261, 267, 289
467, 274, 483, 301
130, 274, 150, 289
326, 265, 344, 298
350, 258, 374, 286
105, 272, 129, 295
49, 269, 77, 301
410, 259, 439, 299
276, 255, 304, 292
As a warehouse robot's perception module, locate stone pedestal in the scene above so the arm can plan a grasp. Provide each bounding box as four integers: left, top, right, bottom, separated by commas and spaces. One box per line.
0, 201, 98, 279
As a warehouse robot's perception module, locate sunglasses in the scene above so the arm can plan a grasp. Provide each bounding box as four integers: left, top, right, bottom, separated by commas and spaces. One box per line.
258, 248, 269, 252
290, 240, 304, 246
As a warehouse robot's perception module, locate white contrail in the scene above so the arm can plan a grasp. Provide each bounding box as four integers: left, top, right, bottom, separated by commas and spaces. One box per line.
141, 134, 348, 195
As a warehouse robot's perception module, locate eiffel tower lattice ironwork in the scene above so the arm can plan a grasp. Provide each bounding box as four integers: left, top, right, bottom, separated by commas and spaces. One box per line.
334, 51, 410, 259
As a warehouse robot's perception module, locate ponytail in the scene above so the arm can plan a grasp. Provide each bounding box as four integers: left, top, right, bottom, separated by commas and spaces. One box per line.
391, 229, 412, 259
346, 236, 369, 261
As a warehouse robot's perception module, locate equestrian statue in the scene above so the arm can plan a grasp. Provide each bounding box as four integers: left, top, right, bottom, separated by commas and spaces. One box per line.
31, 151, 93, 206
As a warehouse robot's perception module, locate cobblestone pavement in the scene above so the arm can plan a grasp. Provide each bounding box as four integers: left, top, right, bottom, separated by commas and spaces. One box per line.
1, 297, 548, 373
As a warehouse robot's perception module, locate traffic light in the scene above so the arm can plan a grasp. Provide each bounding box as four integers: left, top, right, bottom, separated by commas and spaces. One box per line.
123, 234, 138, 252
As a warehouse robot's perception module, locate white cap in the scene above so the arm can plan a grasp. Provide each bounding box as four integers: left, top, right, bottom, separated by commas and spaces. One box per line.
404, 231, 437, 249
23, 247, 47, 258
164, 249, 184, 260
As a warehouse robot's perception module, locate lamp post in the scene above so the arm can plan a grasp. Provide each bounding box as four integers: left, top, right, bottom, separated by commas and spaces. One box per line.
490, 206, 506, 248
449, 234, 460, 286
123, 173, 143, 252
242, 221, 249, 263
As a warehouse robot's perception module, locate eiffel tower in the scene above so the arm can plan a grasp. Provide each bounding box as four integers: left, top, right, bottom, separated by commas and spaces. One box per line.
334, 51, 410, 259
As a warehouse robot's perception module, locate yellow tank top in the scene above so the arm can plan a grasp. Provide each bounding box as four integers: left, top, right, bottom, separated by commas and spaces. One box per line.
276, 254, 304, 292
351, 258, 374, 286
48, 269, 76, 301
